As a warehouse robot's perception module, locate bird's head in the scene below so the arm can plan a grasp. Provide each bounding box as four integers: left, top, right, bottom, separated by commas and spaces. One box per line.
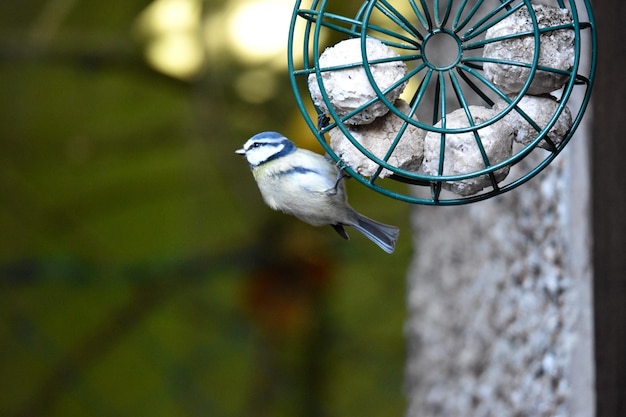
235, 132, 297, 168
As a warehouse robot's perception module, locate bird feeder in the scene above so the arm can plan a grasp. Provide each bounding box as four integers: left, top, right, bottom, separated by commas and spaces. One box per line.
288, 0, 596, 205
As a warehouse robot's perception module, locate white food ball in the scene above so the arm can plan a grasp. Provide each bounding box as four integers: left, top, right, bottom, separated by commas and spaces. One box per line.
493, 95, 573, 150
329, 99, 425, 178
308, 37, 407, 125
422, 106, 515, 196
483, 4, 575, 95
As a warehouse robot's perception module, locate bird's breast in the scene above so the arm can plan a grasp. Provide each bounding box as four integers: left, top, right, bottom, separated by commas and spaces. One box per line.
252, 162, 355, 226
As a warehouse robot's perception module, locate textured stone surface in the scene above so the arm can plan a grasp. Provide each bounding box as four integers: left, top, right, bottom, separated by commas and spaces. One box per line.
493, 95, 573, 150
422, 106, 514, 196
308, 37, 407, 125
405, 138, 593, 416
483, 4, 575, 95
329, 99, 425, 178
405, 0, 593, 415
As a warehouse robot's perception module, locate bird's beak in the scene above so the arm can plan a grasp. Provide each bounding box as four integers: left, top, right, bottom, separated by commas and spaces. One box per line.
235, 148, 246, 155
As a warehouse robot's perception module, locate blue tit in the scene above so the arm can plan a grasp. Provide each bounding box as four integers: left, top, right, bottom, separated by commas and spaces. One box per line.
235, 131, 400, 254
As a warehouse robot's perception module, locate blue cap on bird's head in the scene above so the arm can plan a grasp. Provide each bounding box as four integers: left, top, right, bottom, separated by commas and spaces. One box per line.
235, 131, 296, 167
250, 131, 285, 141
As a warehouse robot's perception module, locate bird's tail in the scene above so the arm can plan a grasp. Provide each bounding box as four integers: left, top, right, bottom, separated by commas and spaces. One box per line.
351, 214, 400, 254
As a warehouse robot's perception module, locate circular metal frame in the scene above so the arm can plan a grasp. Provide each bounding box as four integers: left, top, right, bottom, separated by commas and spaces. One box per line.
288, 0, 597, 205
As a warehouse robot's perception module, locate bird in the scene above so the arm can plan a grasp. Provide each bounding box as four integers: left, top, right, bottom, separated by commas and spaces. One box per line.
235, 131, 400, 254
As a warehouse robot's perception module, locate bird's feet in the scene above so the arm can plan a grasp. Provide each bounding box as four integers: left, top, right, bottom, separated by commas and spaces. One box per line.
325, 162, 350, 195
317, 113, 330, 132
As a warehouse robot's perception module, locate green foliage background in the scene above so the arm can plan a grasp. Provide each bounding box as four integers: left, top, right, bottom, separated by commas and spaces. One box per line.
0, 1, 412, 416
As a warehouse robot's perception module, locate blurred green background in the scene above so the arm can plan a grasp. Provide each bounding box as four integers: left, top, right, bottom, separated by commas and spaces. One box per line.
0, 0, 412, 416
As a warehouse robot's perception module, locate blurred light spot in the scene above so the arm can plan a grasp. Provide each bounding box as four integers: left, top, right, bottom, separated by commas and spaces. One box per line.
234, 69, 277, 103
202, 0, 322, 70
146, 34, 205, 79
225, 0, 294, 64
140, 0, 199, 32
135, 0, 204, 80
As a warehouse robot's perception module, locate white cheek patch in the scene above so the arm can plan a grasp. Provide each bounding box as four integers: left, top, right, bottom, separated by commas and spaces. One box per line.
246, 143, 284, 166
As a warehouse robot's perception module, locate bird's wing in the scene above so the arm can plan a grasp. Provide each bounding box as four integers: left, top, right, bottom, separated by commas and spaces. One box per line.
288, 150, 339, 194
287, 166, 335, 194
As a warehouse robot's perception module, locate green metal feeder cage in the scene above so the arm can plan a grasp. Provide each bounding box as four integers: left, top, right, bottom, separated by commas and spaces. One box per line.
287, 0, 596, 205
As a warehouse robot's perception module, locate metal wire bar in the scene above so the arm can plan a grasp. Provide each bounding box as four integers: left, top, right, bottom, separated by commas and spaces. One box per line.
406, 0, 430, 31
436, 71, 447, 176
455, 65, 497, 107
313, 63, 424, 132
369, 114, 414, 182
458, 63, 563, 159
416, 0, 434, 31
408, 63, 433, 109
378, 98, 422, 174
293, 53, 422, 77
372, 0, 424, 39
464, 23, 579, 50
433, 0, 454, 28
455, 63, 521, 112
311, 61, 421, 137
453, 0, 486, 33
449, 70, 500, 191
297, 9, 421, 48
461, 0, 523, 41
464, 57, 573, 78
333, 73, 413, 125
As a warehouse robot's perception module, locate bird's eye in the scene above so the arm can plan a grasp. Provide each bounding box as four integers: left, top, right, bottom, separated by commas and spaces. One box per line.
251, 142, 261, 148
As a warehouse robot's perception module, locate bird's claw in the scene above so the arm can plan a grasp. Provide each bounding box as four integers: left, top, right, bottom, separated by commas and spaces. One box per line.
325, 162, 350, 195
317, 113, 330, 132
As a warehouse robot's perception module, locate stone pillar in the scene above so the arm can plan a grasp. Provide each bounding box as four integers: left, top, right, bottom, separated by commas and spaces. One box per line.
405, 126, 593, 416
404, 1, 594, 414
